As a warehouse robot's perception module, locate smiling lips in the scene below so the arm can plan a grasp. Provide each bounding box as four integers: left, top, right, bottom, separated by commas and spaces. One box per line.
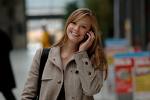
70, 32, 79, 37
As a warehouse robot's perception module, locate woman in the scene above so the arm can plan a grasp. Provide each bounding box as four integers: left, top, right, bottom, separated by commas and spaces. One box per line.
22, 8, 108, 100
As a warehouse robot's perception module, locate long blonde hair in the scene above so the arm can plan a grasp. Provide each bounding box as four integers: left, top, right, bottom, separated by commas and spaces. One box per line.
54, 8, 108, 80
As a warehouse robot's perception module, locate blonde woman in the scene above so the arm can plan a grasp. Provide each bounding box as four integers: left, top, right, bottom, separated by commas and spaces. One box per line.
22, 8, 108, 100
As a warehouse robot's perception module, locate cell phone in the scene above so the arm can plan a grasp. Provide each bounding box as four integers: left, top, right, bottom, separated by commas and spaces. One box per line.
81, 34, 88, 43
81, 29, 94, 43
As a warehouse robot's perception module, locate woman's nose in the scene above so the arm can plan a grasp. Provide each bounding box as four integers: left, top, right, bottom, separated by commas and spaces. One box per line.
74, 25, 80, 31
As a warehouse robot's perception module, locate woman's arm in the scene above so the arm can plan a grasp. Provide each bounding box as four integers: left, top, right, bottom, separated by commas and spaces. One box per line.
74, 51, 103, 96
21, 48, 42, 100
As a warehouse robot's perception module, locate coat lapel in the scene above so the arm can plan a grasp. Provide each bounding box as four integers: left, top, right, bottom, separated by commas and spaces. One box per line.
48, 46, 63, 70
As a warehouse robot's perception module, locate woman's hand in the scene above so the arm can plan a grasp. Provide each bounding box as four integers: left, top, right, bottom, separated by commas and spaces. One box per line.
79, 31, 95, 52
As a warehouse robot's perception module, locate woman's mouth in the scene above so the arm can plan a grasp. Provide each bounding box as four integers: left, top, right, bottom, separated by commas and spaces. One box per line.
70, 32, 79, 37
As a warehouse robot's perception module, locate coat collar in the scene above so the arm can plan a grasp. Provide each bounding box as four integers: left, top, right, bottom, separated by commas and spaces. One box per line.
48, 46, 63, 70
48, 46, 75, 71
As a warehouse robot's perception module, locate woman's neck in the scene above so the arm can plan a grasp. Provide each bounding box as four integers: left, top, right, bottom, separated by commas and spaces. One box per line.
60, 41, 78, 68
62, 41, 78, 54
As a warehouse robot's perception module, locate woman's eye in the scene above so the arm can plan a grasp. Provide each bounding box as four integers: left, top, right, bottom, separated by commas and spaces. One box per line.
71, 22, 76, 25
81, 26, 87, 29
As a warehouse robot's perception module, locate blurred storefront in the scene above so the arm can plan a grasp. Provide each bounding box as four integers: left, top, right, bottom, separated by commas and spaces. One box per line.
114, 0, 150, 50
0, 0, 83, 49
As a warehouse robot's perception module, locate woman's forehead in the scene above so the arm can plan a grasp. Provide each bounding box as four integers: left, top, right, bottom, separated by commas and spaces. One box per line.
74, 16, 91, 23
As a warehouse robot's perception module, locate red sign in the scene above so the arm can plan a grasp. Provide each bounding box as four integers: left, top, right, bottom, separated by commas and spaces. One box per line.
115, 66, 133, 94
114, 58, 133, 94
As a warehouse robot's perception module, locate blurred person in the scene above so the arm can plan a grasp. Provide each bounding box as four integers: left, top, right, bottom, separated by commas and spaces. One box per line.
40, 25, 51, 48
0, 29, 16, 100
22, 8, 108, 100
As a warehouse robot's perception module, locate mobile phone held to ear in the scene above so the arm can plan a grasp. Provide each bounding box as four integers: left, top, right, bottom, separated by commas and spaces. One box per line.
81, 34, 88, 43
81, 29, 94, 43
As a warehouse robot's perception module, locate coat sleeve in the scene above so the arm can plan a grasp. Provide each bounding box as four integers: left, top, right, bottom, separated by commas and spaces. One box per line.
21, 48, 42, 100
74, 51, 104, 96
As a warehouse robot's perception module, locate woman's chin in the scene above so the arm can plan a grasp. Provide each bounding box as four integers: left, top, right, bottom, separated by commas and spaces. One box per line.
68, 38, 79, 44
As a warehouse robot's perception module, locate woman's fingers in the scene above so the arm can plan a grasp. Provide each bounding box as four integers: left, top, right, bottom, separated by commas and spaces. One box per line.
79, 31, 95, 52
88, 31, 95, 45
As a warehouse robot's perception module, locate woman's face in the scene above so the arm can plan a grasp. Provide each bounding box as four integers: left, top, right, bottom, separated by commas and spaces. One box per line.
66, 16, 92, 44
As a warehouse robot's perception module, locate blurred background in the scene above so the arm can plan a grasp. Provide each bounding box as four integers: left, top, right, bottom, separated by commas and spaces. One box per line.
0, 0, 149, 100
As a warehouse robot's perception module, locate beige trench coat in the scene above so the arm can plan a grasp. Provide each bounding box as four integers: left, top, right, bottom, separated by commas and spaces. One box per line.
21, 46, 103, 100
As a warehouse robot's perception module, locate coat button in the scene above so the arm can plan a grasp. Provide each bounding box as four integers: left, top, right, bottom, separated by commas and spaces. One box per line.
88, 72, 91, 75
75, 70, 79, 74
85, 61, 88, 65
57, 80, 61, 84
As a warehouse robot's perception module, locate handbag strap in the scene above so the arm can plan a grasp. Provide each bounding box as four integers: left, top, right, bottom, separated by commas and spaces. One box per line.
36, 48, 51, 99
